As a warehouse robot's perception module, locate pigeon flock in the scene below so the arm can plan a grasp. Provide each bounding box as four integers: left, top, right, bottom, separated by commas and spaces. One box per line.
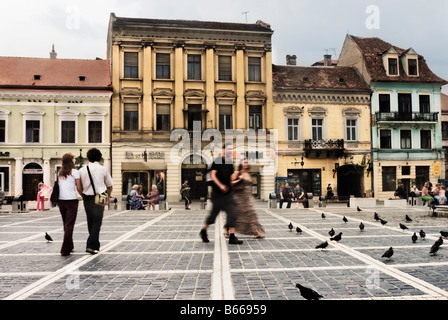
290, 208, 447, 300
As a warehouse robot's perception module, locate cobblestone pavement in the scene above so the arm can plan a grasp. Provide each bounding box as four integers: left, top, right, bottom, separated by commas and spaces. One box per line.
0, 202, 447, 300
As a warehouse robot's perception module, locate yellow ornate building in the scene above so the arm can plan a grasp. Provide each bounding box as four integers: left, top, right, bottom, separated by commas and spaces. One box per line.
107, 14, 275, 202
273, 59, 372, 199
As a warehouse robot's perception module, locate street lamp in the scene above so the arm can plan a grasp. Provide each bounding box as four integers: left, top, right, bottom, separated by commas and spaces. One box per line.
75, 149, 84, 169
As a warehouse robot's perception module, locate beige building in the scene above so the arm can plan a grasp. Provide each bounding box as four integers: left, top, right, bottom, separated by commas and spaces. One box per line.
273, 58, 372, 198
0, 51, 111, 201
107, 14, 275, 202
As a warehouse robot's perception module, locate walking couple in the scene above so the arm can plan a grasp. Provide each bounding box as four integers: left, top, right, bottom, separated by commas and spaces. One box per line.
55, 148, 113, 256
200, 144, 265, 245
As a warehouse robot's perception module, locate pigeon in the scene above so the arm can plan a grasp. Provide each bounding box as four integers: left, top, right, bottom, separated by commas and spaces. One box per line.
296, 227, 302, 234
359, 222, 365, 231
330, 232, 342, 242
379, 218, 388, 226
321, 213, 326, 219
430, 242, 441, 255
419, 229, 426, 240
343, 216, 348, 223
45, 232, 53, 242
399, 223, 408, 231
440, 231, 448, 239
295, 283, 323, 300
288, 222, 293, 232
374, 212, 380, 221
411, 232, 417, 243
405, 215, 413, 222
434, 236, 443, 247
328, 228, 335, 237
382, 247, 394, 260
357, 206, 362, 212
315, 241, 328, 250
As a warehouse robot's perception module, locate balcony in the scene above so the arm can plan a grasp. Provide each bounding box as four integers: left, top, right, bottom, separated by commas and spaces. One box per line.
304, 139, 344, 158
375, 112, 438, 122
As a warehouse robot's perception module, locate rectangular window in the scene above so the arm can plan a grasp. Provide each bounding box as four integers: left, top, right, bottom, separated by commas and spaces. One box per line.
156, 104, 170, 131
187, 104, 202, 131
0, 120, 5, 143
388, 58, 398, 75
382, 166, 396, 191
398, 93, 412, 120
248, 57, 261, 82
379, 94, 391, 113
311, 118, 323, 140
187, 54, 201, 80
380, 130, 391, 149
408, 59, 418, 75
156, 53, 170, 79
218, 56, 232, 81
219, 105, 233, 131
420, 130, 431, 149
249, 105, 262, 130
124, 52, 139, 78
61, 121, 76, 143
287, 118, 299, 141
415, 166, 429, 189
402, 166, 411, 175
442, 122, 448, 139
346, 119, 357, 141
419, 95, 430, 113
124, 103, 139, 131
26, 120, 40, 143
400, 130, 411, 149
88, 121, 102, 143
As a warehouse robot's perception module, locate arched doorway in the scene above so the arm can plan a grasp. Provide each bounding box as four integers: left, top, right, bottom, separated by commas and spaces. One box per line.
337, 164, 364, 197
22, 163, 43, 201
181, 155, 208, 200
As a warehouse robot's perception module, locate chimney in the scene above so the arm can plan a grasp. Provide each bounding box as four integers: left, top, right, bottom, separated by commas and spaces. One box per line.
286, 55, 297, 66
323, 54, 332, 67
50, 44, 57, 59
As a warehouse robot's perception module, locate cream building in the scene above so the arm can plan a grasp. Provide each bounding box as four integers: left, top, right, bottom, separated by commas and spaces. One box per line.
0, 51, 112, 201
107, 14, 275, 202
273, 59, 372, 199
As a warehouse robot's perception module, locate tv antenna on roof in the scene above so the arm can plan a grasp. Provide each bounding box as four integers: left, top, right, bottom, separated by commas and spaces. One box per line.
242, 11, 249, 23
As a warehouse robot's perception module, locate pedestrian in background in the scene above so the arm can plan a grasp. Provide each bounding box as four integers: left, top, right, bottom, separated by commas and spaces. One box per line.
181, 179, 191, 210
57, 153, 82, 256
79, 148, 113, 255
130, 184, 145, 210
147, 184, 160, 210
36, 182, 46, 211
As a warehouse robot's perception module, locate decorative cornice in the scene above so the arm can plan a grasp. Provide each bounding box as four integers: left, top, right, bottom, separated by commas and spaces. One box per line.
274, 92, 370, 105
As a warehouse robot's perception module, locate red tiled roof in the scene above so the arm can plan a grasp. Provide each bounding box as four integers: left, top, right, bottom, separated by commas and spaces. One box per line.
347, 35, 446, 84
0, 57, 112, 89
273, 64, 371, 92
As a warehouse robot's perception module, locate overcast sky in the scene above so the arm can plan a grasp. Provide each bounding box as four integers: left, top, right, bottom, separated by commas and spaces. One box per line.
0, 0, 447, 92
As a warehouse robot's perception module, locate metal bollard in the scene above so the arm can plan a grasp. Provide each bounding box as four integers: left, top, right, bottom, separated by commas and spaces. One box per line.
318, 195, 327, 208
269, 193, 277, 208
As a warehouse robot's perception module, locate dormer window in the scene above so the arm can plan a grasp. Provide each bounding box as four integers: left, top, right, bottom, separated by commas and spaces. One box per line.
408, 58, 418, 76
34, 75, 41, 80
383, 47, 399, 76
79, 76, 86, 81
388, 58, 398, 75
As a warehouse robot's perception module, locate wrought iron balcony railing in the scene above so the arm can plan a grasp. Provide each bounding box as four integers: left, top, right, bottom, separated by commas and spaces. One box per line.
375, 112, 438, 122
304, 139, 344, 158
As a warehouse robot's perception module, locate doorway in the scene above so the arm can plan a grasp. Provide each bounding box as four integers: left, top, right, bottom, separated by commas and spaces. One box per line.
22, 163, 43, 201
337, 164, 364, 197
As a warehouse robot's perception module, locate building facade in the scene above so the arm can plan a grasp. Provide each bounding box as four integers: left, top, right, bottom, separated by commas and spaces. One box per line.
0, 53, 112, 200
338, 35, 447, 199
107, 14, 275, 202
273, 59, 372, 198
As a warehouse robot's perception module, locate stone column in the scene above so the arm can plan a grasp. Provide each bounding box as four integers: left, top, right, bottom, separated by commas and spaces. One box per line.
14, 158, 23, 196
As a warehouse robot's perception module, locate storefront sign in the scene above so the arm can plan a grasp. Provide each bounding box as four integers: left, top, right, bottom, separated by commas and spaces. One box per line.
125, 151, 164, 160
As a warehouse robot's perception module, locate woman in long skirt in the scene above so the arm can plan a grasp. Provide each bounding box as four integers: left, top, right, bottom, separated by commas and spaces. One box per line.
231, 158, 265, 239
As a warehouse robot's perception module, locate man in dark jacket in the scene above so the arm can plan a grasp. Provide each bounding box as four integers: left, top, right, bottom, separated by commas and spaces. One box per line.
280, 183, 294, 208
